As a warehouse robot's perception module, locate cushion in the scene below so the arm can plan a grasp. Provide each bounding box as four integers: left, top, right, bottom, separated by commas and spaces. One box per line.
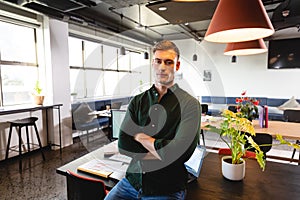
268, 106, 284, 114
73, 103, 96, 124
278, 96, 300, 110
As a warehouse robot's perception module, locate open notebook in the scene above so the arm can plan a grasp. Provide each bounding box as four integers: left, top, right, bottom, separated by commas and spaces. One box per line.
77, 145, 206, 182
184, 145, 206, 183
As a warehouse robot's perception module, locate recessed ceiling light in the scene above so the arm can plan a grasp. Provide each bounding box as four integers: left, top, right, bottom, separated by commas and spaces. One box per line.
158, 6, 167, 11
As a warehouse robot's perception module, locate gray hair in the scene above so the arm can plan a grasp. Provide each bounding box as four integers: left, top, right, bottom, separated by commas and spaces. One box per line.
153, 40, 180, 59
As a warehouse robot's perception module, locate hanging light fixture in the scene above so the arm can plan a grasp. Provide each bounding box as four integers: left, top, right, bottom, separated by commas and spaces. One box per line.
192, 54, 197, 61
136, 4, 143, 29
120, 46, 126, 55
231, 55, 237, 63
204, 0, 274, 43
224, 39, 267, 56
144, 52, 149, 59
143, 23, 149, 60
192, 41, 197, 61
119, 14, 126, 55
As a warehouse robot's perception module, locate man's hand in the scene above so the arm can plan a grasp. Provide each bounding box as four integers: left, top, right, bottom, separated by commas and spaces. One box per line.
134, 133, 162, 160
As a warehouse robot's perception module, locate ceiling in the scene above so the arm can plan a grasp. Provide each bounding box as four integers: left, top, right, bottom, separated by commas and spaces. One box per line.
3, 0, 300, 45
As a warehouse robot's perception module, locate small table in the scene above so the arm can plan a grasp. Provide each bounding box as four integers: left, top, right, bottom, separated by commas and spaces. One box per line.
0, 103, 63, 151
89, 110, 111, 118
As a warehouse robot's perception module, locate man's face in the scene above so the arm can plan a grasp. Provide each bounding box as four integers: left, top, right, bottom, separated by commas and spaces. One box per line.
152, 49, 180, 87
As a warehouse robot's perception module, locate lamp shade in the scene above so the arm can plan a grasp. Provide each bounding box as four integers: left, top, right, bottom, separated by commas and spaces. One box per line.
120, 46, 126, 55
224, 39, 267, 56
204, 0, 274, 43
231, 55, 237, 63
192, 54, 197, 61
144, 52, 149, 59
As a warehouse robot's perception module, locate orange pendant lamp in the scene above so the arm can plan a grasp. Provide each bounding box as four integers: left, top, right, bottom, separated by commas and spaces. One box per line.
224, 39, 267, 56
204, 0, 274, 43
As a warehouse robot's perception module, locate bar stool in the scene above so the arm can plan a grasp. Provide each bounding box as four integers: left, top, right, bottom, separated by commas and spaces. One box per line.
5, 117, 45, 171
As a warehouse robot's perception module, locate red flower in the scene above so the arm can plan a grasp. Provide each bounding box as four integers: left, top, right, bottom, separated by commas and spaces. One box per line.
241, 91, 246, 96
253, 100, 259, 106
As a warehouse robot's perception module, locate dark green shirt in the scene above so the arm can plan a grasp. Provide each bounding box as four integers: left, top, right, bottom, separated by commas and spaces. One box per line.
118, 84, 201, 196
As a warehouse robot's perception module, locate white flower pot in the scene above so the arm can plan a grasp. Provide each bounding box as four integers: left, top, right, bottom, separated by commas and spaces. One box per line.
221, 156, 245, 181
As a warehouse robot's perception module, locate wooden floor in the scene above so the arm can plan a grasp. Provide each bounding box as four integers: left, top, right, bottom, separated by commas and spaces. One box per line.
0, 129, 111, 200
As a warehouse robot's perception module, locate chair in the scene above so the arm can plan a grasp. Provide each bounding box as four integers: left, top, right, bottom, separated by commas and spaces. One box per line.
200, 104, 208, 146
283, 109, 300, 163
245, 133, 273, 158
66, 170, 109, 200
218, 148, 256, 158
5, 117, 45, 171
228, 105, 237, 113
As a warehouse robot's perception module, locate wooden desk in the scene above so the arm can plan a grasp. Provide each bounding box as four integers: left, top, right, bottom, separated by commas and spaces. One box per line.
202, 118, 300, 140
0, 104, 63, 151
57, 142, 300, 199
186, 153, 300, 199
253, 120, 300, 140
56, 141, 118, 189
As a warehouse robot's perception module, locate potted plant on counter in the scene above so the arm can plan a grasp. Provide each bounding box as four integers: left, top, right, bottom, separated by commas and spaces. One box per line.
33, 81, 44, 105
207, 109, 300, 181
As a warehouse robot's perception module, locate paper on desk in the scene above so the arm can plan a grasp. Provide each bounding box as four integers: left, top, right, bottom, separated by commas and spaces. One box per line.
109, 164, 128, 181
185, 147, 204, 173
102, 140, 119, 155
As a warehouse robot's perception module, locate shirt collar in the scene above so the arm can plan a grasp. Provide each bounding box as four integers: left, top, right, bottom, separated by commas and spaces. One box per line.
150, 83, 179, 95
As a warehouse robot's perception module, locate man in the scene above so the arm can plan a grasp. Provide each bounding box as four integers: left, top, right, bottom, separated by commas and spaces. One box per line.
105, 40, 201, 199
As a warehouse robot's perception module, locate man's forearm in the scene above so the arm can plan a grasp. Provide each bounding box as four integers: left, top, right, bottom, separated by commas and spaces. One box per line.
134, 133, 162, 160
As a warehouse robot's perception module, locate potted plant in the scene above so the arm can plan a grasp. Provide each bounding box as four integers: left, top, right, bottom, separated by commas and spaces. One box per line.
33, 81, 44, 105
207, 109, 300, 181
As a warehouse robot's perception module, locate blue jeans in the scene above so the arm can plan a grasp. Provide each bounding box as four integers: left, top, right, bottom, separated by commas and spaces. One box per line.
104, 178, 186, 200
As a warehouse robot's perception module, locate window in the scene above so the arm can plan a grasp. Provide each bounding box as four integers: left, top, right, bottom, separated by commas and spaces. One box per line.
0, 21, 38, 106
69, 36, 150, 100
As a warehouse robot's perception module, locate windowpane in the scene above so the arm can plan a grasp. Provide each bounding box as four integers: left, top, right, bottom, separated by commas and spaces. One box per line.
103, 45, 117, 70
84, 41, 101, 68
0, 21, 36, 64
69, 37, 83, 67
103, 71, 119, 96
118, 72, 134, 95
68, 36, 151, 100
118, 54, 130, 71
86, 70, 103, 97
1, 65, 38, 106
70, 68, 85, 99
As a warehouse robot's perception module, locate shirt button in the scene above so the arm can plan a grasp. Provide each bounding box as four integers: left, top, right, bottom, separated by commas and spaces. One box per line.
143, 171, 146, 174
151, 124, 155, 127
154, 107, 158, 111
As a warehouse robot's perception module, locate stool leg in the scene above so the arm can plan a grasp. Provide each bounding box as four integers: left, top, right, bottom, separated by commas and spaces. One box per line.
292, 149, 296, 160
26, 125, 31, 152
5, 124, 13, 159
18, 126, 22, 172
33, 123, 45, 160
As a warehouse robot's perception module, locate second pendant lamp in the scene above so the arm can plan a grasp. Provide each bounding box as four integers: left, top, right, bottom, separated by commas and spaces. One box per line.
224, 39, 267, 56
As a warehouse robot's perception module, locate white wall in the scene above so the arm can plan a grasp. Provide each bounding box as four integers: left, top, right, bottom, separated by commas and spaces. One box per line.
174, 39, 300, 100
